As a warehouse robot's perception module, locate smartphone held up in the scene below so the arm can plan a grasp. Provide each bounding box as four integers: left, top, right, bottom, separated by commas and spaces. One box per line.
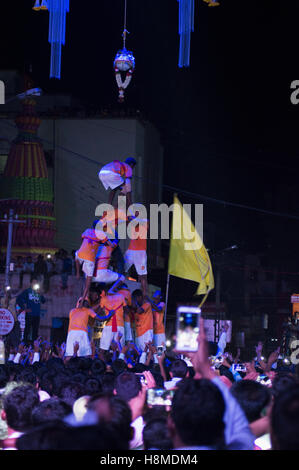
175, 306, 201, 352
146, 388, 174, 407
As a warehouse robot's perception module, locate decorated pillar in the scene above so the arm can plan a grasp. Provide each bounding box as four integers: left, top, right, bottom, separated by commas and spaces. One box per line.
0, 98, 56, 255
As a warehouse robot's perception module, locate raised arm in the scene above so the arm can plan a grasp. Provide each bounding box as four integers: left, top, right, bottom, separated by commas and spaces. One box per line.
184, 318, 255, 450
94, 307, 116, 323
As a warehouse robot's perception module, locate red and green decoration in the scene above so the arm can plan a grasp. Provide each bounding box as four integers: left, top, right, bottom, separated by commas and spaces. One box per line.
0, 96, 56, 253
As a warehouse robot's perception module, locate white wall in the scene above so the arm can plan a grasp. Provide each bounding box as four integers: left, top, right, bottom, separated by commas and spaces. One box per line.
39, 118, 163, 258
0, 115, 164, 265
39, 118, 137, 251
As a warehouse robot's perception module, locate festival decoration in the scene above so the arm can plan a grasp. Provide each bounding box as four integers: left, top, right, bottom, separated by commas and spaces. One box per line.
177, 0, 195, 68
114, 0, 135, 103
32, 0, 69, 79
0, 77, 56, 253
177, 0, 220, 68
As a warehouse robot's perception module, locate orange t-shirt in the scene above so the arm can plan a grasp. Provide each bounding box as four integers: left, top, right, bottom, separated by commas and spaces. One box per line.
153, 301, 165, 334
118, 288, 132, 323
95, 244, 113, 270
104, 160, 132, 178
77, 229, 107, 262
100, 294, 126, 328
135, 302, 153, 337
128, 220, 148, 251
68, 307, 96, 333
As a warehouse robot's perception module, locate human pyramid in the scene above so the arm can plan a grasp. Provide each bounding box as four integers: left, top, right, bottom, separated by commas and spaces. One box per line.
65, 157, 166, 359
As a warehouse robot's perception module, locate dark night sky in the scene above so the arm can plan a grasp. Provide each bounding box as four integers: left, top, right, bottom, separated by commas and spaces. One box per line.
2, 0, 299, 300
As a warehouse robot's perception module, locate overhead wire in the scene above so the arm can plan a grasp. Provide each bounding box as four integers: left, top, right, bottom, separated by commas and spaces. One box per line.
1, 118, 299, 222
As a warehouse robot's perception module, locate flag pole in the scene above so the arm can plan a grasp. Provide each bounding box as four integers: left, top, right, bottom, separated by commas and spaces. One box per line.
164, 193, 177, 330
164, 273, 170, 329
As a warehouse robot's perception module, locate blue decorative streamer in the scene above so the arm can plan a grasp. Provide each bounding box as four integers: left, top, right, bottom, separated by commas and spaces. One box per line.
177, 0, 194, 68
47, 0, 69, 79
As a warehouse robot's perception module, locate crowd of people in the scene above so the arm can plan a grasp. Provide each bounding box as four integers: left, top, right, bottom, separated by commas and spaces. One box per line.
0, 249, 75, 294
1, 157, 299, 451
0, 319, 298, 450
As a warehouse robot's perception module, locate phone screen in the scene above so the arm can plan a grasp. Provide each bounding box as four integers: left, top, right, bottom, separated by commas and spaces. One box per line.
175, 306, 201, 352
232, 364, 247, 373
147, 388, 174, 407
136, 374, 148, 385
256, 375, 272, 386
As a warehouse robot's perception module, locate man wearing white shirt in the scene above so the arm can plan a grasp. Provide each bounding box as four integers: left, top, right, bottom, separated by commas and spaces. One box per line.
216, 322, 230, 357
114, 370, 156, 450
173, 317, 255, 450
164, 358, 188, 390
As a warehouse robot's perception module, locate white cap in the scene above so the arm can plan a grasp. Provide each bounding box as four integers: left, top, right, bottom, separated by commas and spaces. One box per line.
38, 390, 51, 402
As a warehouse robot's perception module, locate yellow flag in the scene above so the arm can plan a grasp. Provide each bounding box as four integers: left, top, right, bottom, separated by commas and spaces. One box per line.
168, 195, 214, 300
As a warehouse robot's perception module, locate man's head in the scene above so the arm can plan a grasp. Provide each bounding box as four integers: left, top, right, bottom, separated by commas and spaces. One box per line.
15, 368, 38, 387
125, 157, 137, 169
17, 421, 129, 450
152, 290, 162, 303
89, 288, 100, 303
84, 377, 102, 396
87, 393, 133, 444
2, 384, 40, 432
230, 380, 271, 423
143, 418, 172, 450
271, 372, 298, 400
169, 378, 225, 449
114, 371, 142, 402
101, 373, 117, 395
169, 359, 188, 379
111, 359, 128, 376
57, 381, 87, 407
271, 385, 299, 450
32, 398, 72, 426
76, 297, 90, 309
132, 289, 143, 305
241, 352, 256, 374
99, 284, 114, 298
90, 358, 106, 377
